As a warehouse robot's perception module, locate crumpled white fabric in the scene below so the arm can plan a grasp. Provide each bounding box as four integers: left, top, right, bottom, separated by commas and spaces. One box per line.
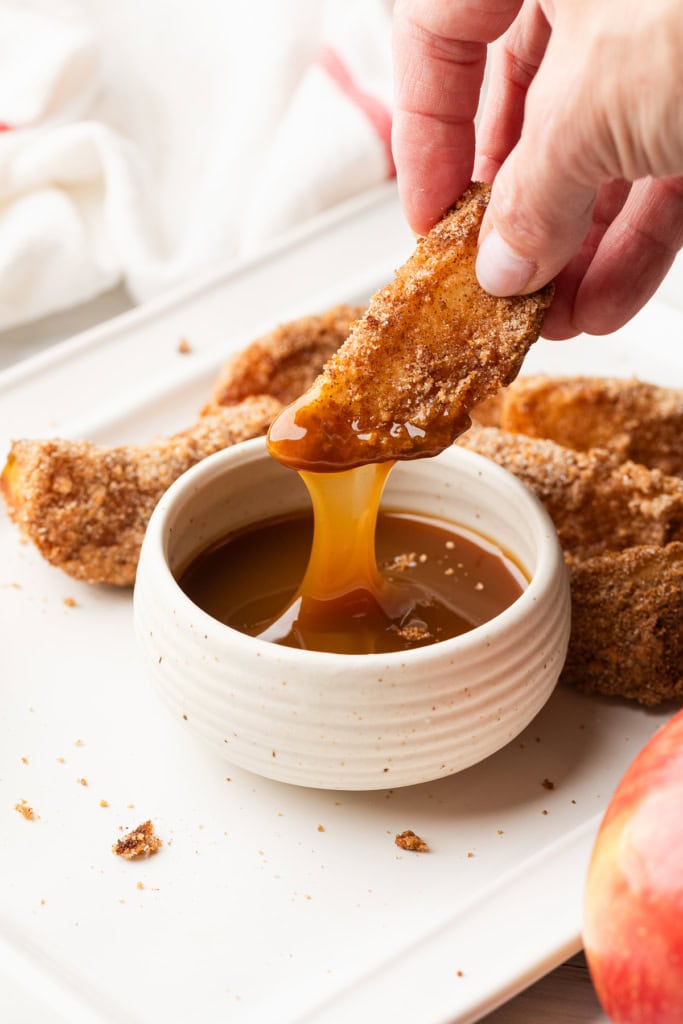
0, 0, 395, 333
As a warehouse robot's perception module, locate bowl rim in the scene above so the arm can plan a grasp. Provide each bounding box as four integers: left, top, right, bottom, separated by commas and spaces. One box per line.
135, 437, 568, 666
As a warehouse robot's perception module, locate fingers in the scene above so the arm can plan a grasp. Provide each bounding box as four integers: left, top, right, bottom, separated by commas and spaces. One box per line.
392, 0, 522, 235
474, 0, 552, 184
569, 176, 683, 337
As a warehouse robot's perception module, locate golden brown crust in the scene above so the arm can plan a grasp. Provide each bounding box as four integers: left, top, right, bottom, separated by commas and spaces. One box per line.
458, 424, 683, 561
203, 304, 365, 414
395, 830, 429, 852
458, 425, 683, 704
1, 395, 281, 586
564, 544, 683, 705
268, 183, 554, 470
500, 375, 683, 476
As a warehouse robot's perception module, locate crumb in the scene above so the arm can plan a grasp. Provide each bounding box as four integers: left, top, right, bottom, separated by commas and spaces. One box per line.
77, 777, 88, 786
542, 809, 549, 815
63, 596, 77, 607
467, 851, 475, 858
225, 777, 231, 782
445, 541, 455, 550
385, 552, 417, 573
457, 970, 464, 977
542, 778, 555, 790
21, 756, 28, 765
395, 623, 432, 642
113, 821, 163, 860
40, 899, 46, 906
497, 829, 504, 835
99, 800, 109, 808
15, 800, 34, 820
571, 799, 577, 805
136, 881, 144, 890
395, 830, 429, 852
317, 824, 325, 833
74, 739, 84, 747
178, 338, 192, 354
418, 553, 428, 563
182, 714, 188, 721
56, 757, 65, 764
444, 567, 455, 576
474, 581, 484, 590
127, 804, 135, 809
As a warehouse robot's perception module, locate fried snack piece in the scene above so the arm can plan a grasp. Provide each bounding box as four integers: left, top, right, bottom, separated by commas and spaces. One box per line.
564, 544, 683, 705
203, 304, 365, 414
1, 395, 281, 587
458, 425, 683, 560
268, 182, 554, 471
500, 375, 683, 477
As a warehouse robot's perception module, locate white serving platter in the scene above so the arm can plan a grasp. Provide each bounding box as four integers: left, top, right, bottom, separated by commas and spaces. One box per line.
0, 182, 681, 1024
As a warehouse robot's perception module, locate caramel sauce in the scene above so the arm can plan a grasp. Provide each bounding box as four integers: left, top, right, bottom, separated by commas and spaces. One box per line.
178, 501, 526, 656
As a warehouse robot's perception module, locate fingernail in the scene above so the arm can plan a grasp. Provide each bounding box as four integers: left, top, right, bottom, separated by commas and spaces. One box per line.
476, 229, 537, 296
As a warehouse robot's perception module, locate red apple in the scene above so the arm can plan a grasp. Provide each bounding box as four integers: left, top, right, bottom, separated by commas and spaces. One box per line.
583, 709, 683, 1023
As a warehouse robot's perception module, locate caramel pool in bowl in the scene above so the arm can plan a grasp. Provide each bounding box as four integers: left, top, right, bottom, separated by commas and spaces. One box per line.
133, 438, 570, 790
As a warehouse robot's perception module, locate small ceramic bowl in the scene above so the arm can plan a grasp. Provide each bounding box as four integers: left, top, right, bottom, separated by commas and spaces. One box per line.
134, 437, 570, 790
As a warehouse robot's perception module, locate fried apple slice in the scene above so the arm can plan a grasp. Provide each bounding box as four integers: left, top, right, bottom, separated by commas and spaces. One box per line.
457, 425, 683, 560
500, 375, 683, 477
203, 304, 365, 414
564, 543, 683, 705
1, 395, 281, 586
268, 182, 554, 470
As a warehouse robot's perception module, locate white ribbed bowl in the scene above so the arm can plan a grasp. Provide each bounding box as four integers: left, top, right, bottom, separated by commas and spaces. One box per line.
134, 437, 570, 790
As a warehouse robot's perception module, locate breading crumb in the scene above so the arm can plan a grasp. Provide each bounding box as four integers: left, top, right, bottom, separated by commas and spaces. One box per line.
395, 829, 429, 852
15, 800, 34, 820
178, 338, 192, 355
113, 820, 163, 860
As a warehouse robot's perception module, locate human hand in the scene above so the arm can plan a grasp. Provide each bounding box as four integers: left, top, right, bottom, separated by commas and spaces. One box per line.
392, 0, 683, 338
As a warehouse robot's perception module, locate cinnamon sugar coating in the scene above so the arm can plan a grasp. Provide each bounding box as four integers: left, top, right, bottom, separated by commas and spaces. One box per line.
1, 396, 281, 586
564, 544, 683, 705
204, 304, 365, 414
458, 425, 683, 561
500, 375, 683, 476
459, 425, 683, 703
268, 183, 553, 470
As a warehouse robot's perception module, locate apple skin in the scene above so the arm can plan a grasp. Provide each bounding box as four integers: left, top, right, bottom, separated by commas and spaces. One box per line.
583, 709, 683, 1024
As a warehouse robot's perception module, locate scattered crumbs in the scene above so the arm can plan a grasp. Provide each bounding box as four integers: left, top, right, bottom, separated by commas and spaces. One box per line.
74, 739, 85, 747
15, 800, 34, 821
21, 757, 28, 765
444, 567, 455, 576
385, 552, 416, 573
542, 778, 555, 790
383, 767, 389, 773
272, 750, 277, 758
40, 899, 46, 907
571, 799, 577, 805
467, 851, 475, 859
27, 706, 34, 712
518, 742, 526, 749
456, 970, 464, 978
127, 804, 135, 809
418, 553, 428, 564
63, 597, 77, 608
77, 778, 88, 787
474, 581, 484, 591
113, 821, 163, 860
395, 830, 429, 853
395, 623, 431, 642
100, 800, 109, 808
225, 777, 232, 783
118, 898, 126, 905
445, 540, 455, 550
56, 757, 65, 764
177, 337, 192, 354
496, 829, 504, 836
304, 894, 312, 901
535, 736, 541, 743
541, 809, 549, 816
317, 824, 325, 833
334, 801, 342, 806
258, 849, 265, 857
136, 881, 144, 891
182, 713, 188, 721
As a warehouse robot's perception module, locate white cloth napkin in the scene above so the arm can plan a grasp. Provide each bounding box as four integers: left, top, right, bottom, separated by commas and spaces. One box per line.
0, 0, 395, 333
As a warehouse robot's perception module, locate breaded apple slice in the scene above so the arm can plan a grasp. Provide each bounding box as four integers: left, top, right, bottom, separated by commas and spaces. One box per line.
203, 304, 365, 414
500, 375, 683, 477
564, 543, 683, 705
268, 182, 554, 470
1, 395, 281, 586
